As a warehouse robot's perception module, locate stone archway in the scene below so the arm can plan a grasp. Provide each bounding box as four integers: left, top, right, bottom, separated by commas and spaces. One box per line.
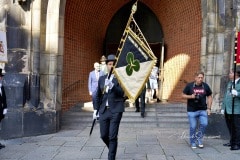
33, 0, 67, 132
40, 0, 66, 112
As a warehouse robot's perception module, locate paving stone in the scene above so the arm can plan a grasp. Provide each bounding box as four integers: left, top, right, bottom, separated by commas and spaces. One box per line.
147, 154, 167, 160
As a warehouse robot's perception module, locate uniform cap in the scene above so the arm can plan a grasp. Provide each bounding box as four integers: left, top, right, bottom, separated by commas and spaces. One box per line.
100, 55, 106, 62
106, 54, 116, 63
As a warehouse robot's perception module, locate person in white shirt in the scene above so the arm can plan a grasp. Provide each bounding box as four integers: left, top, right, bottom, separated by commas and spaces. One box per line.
88, 62, 105, 109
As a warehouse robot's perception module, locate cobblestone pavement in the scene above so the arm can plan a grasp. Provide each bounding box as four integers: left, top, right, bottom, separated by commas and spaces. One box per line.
0, 102, 240, 160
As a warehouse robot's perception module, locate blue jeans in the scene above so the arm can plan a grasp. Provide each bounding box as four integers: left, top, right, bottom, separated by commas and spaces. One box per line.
187, 110, 208, 145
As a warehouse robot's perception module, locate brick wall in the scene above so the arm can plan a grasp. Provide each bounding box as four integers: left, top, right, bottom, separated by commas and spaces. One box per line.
147, 0, 202, 102
63, 0, 201, 110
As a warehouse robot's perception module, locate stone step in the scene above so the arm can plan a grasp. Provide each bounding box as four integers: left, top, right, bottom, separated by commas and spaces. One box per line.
62, 116, 189, 129
62, 111, 188, 119
62, 103, 189, 129
61, 118, 188, 125
119, 122, 188, 128
62, 111, 187, 118
61, 121, 189, 129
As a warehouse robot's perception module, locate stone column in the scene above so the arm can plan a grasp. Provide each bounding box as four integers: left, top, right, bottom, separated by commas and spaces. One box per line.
219, 0, 234, 106
201, 0, 226, 111
40, 0, 65, 131
40, 0, 61, 110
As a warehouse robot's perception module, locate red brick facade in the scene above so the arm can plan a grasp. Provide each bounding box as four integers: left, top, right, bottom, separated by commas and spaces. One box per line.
62, 0, 202, 110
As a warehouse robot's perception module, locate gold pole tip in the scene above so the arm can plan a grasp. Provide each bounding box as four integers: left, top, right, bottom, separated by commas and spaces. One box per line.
131, 1, 138, 14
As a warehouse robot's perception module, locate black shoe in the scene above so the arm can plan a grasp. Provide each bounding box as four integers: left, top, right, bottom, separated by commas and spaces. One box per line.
157, 98, 161, 103
0, 143, 5, 149
230, 145, 240, 150
135, 109, 140, 112
223, 143, 231, 147
141, 113, 144, 118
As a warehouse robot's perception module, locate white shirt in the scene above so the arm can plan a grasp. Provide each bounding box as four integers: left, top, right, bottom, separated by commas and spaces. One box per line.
105, 74, 114, 106
235, 78, 240, 84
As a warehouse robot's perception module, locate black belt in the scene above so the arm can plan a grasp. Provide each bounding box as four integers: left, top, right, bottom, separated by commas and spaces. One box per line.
106, 106, 110, 109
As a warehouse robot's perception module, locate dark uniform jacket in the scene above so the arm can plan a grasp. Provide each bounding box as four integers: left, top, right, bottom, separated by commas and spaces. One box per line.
95, 74, 125, 114
0, 86, 7, 122
222, 79, 240, 114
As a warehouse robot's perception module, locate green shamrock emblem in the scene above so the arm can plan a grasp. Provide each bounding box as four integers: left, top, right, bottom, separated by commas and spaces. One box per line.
126, 52, 140, 76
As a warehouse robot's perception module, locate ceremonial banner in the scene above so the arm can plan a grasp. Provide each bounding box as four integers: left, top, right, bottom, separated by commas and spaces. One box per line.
0, 31, 8, 63
113, 2, 157, 102
236, 32, 240, 64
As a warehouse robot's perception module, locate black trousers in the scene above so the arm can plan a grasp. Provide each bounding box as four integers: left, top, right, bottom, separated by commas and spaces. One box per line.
135, 87, 146, 113
91, 90, 97, 109
99, 108, 122, 160
225, 113, 240, 146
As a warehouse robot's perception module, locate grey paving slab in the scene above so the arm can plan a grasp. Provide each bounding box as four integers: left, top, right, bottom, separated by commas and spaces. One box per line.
0, 143, 39, 159
171, 155, 201, 160
125, 145, 164, 155
20, 146, 60, 160
147, 154, 167, 160
163, 147, 197, 156
199, 153, 240, 160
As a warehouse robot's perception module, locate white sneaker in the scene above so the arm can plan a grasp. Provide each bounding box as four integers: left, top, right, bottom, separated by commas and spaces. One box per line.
198, 144, 204, 148
197, 139, 204, 148
191, 143, 197, 149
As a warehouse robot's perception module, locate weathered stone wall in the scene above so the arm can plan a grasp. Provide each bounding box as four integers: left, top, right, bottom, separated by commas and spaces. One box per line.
0, 0, 61, 139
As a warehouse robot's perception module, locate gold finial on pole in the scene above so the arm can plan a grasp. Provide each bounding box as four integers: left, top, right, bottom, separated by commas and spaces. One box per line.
131, 0, 138, 15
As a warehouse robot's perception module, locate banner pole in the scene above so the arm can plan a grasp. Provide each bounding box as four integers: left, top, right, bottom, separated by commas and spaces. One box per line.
159, 40, 164, 101
230, 31, 239, 145
115, 0, 138, 58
